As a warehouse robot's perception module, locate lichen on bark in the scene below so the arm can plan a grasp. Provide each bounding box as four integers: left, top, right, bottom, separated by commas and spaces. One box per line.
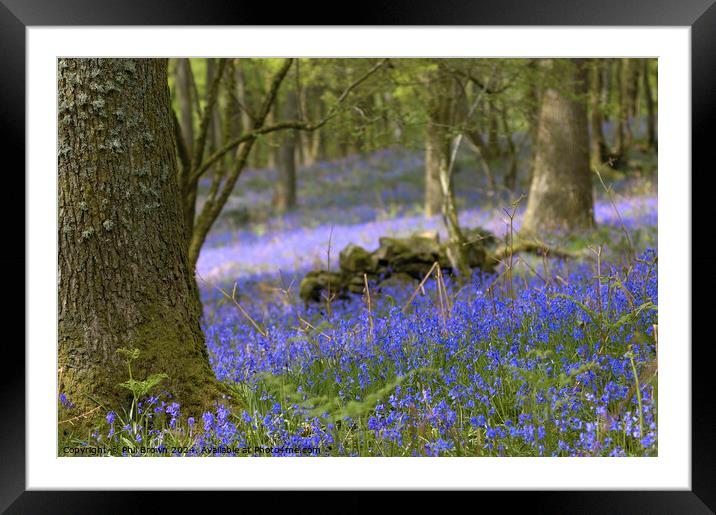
58, 58, 227, 438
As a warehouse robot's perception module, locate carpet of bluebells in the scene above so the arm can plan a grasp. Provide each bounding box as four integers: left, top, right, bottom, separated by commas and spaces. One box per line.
61, 147, 658, 457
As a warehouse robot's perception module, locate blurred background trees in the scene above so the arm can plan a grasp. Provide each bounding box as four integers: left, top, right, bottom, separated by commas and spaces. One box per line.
167, 57, 657, 263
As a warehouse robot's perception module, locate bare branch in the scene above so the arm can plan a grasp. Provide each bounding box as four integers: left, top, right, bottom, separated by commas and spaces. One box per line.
254, 58, 294, 128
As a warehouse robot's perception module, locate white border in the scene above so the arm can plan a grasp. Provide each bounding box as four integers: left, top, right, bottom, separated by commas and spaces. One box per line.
28, 27, 690, 490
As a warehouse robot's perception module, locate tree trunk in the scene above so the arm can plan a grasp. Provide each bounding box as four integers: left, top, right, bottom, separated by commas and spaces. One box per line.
58, 58, 222, 436
487, 98, 501, 157
205, 58, 224, 156
425, 66, 471, 276
643, 59, 657, 151
424, 115, 449, 217
522, 59, 594, 234
627, 59, 641, 142
602, 61, 612, 122
274, 88, 298, 213
628, 59, 641, 120
589, 60, 608, 169
298, 85, 316, 166
499, 101, 518, 190
424, 69, 458, 218
613, 59, 628, 157
234, 61, 253, 137
174, 59, 194, 156
526, 59, 541, 187
615, 58, 632, 156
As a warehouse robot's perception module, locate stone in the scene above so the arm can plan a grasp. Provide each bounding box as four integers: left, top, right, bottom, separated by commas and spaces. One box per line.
300, 231, 493, 303
377, 272, 415, 292
339, 244, 374, 273
462, 227, 499, 248
299, 271, 346, 303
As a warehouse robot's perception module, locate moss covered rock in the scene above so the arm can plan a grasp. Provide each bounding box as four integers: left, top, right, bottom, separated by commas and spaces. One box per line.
299, 230, 493, 303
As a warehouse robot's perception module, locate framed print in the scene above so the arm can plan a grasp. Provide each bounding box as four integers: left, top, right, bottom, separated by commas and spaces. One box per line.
2, 0, 714, 511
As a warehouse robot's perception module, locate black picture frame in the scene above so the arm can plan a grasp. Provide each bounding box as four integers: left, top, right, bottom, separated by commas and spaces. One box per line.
2, 1, 713, 511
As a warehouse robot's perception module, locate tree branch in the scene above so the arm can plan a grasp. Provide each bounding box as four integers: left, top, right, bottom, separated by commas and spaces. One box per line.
189, 59, 228, 175
254, 58, 294, 128
490, 241, 587, 262
189, 58, 389, 185
446, 65, 515, 95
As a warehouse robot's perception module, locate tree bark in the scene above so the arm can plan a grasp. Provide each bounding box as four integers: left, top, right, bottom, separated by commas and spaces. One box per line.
615, 58, 632, 156
499, 101, 518, 190
522, 59, 594, 234
424, 69, 458, 218
298, 85, 318, 166
589, 60, 608, 169
174, 59, 194, 156
525, 59, 541, 187
274, 88, 298, 213
424, 115, 450, 217
205, 58, 224, 156
487, 98, 501, 157
424, 66, 472, 276
58, 58, 222, 436
643, 59, 657, 151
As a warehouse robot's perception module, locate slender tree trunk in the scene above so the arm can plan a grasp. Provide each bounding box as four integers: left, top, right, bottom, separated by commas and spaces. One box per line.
206, 59, 224, 155
441, 154, 471, 278
310, 117, 324, 163
602, 60, 612, 122
465, 129, 495, 192
385, 91, 403, 141
526, 59, 541, 187
522, 59, 594, 234
175, 59, 194, 156
274, 88, 298, 213
425, 68, 463, 218
298, 86, 315, 166
589, 60, 607, 169
424, 116, 449, 217
186, 59, 295, 269
613, 59, 629, 157
616, 58, 632, 155
628, 59, 641, 141
265, 107, 277, 170
425, 67, 472, 275
487, 99, 501, 157
174, 58, 199, 239
234, 61, 253, 136
643, 59, 657, 151
499, 102, 518, 190
58, 58, 222, 436
628, 59, 641, 120
235, 61, 262, 171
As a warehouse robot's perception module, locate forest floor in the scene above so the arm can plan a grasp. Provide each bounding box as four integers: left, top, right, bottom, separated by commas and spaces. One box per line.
66, 145, 658, 457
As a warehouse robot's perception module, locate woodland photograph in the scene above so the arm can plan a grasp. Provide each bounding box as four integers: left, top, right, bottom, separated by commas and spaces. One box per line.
58, 57, 658, 457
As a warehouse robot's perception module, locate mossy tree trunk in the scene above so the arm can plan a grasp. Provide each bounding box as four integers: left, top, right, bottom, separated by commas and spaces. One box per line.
58, 59, 222, 436
522, 59, 594, 234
